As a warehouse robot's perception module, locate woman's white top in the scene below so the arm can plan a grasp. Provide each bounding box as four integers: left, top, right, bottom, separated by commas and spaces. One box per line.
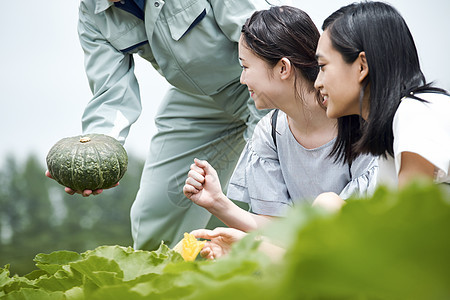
227, 110, 378, 216
378, 92, 450, 187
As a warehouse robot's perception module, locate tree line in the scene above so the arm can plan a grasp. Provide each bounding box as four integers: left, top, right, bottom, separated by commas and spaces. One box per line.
0, 153, 145, 276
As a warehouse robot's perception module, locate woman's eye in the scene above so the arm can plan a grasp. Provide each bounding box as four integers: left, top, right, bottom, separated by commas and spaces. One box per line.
318, 64, 325, 70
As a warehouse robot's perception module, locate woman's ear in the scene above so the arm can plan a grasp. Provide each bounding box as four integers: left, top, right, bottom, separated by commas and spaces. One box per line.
279, 57, 293, 80
358, 51, 369, 83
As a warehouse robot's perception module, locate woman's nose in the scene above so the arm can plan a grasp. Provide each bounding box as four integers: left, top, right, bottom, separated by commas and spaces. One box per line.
314, 72, 323, 90
240, 71, 246, 85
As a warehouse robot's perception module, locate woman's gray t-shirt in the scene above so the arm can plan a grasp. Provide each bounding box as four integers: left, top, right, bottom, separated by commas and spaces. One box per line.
227, 110, 378, 216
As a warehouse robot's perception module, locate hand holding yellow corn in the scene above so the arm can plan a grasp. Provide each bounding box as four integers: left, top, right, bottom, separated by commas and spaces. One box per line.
173, 232, 206, 261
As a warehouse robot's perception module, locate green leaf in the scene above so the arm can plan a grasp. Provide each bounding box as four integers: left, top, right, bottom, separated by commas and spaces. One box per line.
127, 273, 191, 299
88, 284, 153, 300
186, 275, 279, 300
69, 256, 123, 287
0, 265, 13, 288
63, 286, 84, 300
280, 182, 450, 299
1, 275, 37, 295
34, 251, 82, 266
34, 270, 82, 293
80, 244, 182, 281
0, 287, 65, 300
23, 270, 48, 281
34, 251, 82, 276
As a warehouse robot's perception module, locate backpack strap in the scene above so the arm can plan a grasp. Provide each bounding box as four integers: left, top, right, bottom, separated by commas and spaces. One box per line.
348, 161, 352, 181
271, 109, 279, 148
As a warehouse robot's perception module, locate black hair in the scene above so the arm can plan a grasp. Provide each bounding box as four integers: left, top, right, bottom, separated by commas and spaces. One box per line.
323, 1, 449, 164
241, 6, 321, 99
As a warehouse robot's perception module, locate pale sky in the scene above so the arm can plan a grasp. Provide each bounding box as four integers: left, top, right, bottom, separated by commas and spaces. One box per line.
1, 0, 449, 166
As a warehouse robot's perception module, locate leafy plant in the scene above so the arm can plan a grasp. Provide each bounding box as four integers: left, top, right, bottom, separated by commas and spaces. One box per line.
1, 181, 449, 299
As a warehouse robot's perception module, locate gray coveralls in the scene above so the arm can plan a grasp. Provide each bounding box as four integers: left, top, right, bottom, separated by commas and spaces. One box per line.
77, 0, 269, 250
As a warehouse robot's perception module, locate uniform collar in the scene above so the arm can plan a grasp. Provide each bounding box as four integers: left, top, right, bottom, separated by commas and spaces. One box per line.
134, 0, 145, 11
94, 0, 146, 14
94, 0, 114, 14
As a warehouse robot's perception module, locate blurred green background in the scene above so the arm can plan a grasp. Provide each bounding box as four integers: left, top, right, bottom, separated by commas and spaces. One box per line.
0, 153, 145, 276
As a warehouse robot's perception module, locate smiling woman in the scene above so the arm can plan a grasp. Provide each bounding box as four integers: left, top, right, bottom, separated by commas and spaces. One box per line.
314, 30, 370, 119
313, 1, 450, 208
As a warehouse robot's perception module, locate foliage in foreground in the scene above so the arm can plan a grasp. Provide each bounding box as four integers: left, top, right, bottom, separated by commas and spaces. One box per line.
1, 181, 449, 299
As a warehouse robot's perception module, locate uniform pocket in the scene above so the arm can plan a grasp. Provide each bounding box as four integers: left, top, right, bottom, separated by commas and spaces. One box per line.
165, 0, 208, 40
101, 7, 148, 51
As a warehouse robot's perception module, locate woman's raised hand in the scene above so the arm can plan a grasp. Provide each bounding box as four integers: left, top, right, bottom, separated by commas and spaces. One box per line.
183, 158, 224, 210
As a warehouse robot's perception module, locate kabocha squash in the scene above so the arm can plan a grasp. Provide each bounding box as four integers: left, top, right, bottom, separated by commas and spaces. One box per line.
46, 134, 128, 191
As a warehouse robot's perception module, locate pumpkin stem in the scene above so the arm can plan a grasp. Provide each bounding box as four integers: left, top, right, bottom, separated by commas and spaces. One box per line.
79, 137, 91, 143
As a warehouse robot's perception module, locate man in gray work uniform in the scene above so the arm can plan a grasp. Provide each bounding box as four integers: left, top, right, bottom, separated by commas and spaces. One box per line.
76, 0, 269, 250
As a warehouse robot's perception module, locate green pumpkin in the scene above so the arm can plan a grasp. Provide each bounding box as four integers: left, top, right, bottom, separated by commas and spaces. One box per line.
46, 134, 128, 191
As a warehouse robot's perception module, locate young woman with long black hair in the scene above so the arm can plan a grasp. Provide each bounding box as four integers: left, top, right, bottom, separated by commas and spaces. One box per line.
313, 1, 449, 204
